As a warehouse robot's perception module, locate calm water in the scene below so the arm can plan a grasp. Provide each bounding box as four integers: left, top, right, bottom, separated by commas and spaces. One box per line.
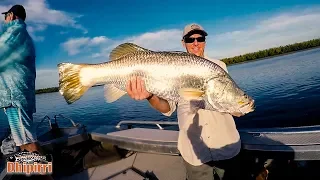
0, 48, 320, 138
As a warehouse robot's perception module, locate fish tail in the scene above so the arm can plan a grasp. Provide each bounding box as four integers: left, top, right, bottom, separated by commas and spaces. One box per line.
58, 62, 93, 104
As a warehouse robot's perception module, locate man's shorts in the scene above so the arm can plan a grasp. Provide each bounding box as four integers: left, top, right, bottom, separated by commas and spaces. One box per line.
3, 106, 38, 146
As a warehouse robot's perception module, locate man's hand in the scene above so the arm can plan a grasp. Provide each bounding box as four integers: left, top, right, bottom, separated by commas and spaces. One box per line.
126, 76, 152, 100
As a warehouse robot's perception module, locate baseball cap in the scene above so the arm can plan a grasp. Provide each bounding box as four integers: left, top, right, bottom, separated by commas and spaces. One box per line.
2, 4, 26, 21
182, 23, 208, 39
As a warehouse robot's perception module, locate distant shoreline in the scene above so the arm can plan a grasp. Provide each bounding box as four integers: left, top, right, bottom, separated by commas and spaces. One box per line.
221, 38, 320, 66
35, 84, 103, 94
35, 38, 320, 95
226, 45, 320, 67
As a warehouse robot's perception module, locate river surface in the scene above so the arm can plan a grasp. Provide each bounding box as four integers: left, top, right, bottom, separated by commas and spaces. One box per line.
0, 48, 319, 138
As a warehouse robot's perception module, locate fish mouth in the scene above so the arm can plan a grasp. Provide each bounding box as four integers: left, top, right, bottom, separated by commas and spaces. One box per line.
239, 100, 255, 114
242, 100, 255, 109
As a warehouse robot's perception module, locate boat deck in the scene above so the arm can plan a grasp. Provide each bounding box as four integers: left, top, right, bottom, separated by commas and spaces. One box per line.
3, 118, 320, 180
57, 152, 186, 180
90, 127, 180, 155
91, 124, 320, 161
56, 123, 320, 180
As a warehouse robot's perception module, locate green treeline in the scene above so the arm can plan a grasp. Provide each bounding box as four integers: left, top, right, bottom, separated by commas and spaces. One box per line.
35, 38, 320, 94
221, 38, 320, 65
35, 87, 59, 94
35, 84, 104, 94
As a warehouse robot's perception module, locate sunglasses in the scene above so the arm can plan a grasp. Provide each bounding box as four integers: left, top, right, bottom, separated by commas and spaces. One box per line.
184, 37, 206, 43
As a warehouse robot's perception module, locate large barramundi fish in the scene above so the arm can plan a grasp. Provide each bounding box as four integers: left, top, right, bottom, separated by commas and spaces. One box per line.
57, 43, 255, 115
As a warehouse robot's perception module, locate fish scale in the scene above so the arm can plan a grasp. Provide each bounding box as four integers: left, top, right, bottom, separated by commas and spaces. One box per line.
58, 42, 255, 115
90, 51, 215, 101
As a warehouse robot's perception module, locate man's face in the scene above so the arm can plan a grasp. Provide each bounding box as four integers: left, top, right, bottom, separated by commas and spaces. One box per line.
182, 33, 206, 57
4, 12, 13, 23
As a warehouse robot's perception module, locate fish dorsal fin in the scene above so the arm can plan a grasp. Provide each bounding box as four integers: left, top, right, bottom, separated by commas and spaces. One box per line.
109, 43, 151, 61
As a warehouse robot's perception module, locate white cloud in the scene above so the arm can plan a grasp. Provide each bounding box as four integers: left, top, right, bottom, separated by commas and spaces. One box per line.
98, 29, 183, 59
91, 53, 102, 58
61, 37, 90, 56
208, 7, 320, 58
26, 24, 47, 41
126, 29, 182, 51
61, 29, 183, 60
0, 0, 87, 41
35, 69, 59, 89
90, 36, 109, 45
62, 36, 109, 55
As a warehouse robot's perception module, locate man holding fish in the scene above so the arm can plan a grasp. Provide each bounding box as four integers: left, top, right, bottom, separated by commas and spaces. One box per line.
126, 23, 247, 180
58, 23, 255, 179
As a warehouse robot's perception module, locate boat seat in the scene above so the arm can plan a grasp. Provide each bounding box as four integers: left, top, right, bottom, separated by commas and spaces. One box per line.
90, 128, 180, 155
239, 125, 320, 160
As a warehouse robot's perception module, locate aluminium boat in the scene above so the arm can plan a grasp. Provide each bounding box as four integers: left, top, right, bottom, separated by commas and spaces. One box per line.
1, 114, 320, 180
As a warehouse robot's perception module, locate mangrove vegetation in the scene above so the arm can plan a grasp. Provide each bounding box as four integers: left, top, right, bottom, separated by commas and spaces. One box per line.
36, 87, 59, 94
221, 38, 320, 65
35, 84, 104, 94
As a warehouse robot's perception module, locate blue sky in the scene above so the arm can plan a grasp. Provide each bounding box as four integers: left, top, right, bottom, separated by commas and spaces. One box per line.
0, 0, 319, 89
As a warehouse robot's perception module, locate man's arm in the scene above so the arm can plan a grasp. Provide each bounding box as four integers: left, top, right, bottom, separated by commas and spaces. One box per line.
148, 95, 177, 116
147, 95, 170, 113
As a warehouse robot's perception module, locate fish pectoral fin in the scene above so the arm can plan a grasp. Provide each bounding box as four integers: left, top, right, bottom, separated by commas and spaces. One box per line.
109, 43, 152, 61
104, 84, 127, 103
178, 88, 205, 101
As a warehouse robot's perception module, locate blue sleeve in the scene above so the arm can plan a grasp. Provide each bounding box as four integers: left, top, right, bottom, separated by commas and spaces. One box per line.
0, 26, 27, 70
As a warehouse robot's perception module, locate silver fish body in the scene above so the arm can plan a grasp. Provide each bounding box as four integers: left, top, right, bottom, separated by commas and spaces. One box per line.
58, 43, 254, 115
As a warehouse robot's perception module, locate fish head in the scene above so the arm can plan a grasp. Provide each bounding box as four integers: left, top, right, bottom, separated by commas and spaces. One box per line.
233, 92, 255, 115
206, 77, 255, 115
